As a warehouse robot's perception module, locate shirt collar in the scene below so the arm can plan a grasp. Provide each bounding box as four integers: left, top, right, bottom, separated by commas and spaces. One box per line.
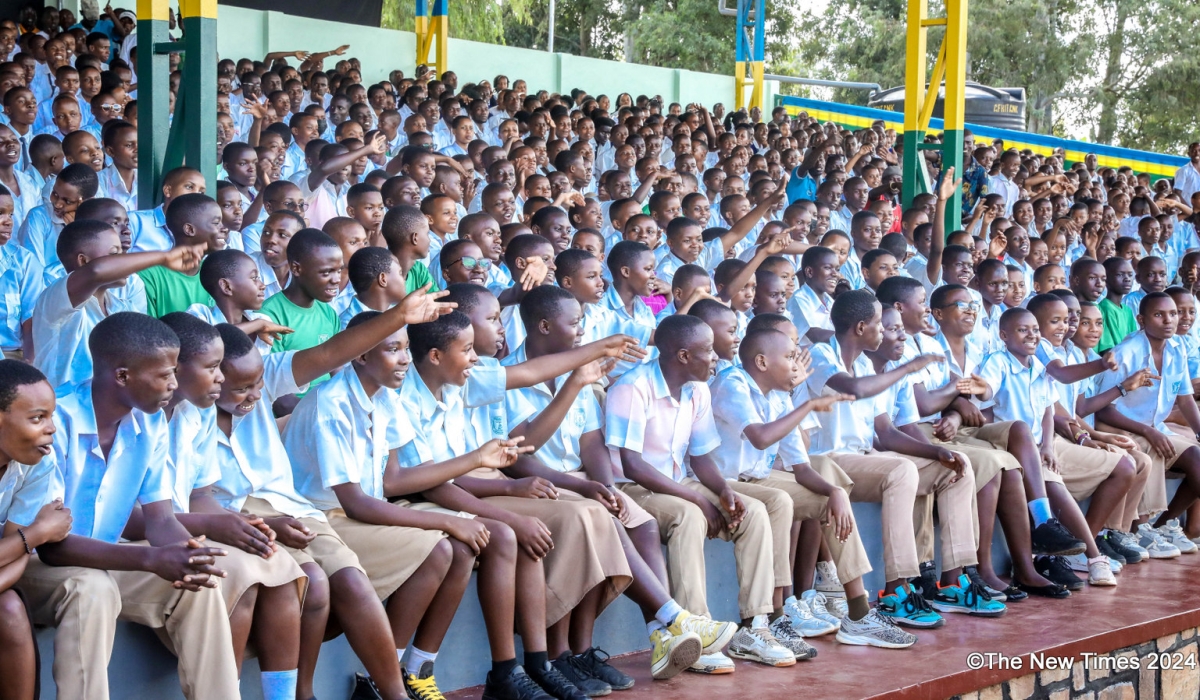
62, 381, 143, 439
345, 366, 375, 415
407, 363, 461, 412
647, 360, 674, 402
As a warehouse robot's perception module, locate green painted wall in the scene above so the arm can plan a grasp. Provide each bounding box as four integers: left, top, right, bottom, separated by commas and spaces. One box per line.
214, 6, 737, 107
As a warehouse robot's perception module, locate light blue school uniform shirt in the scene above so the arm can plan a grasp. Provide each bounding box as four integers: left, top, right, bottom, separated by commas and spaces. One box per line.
604, 360, 721, 483
921, 331, 985, 421
0, 242, 43, 352
1096, 330, 1192, 435
280, 141, 306, 180
96, 163, 137, 212
974, 302, 1005, 356
598, 285, 657, 340
1036, 339, 1087, 418
211, 352, 325, 520
787, 283, 834, 344
840, 250, 865, 290
977, 350, 1058, 444
165, 400, 221, 512
283, 366, 413, 511
0, 454, 64, 528
53, 381, 173, 543
710, 365, 810, 480
829, 205, 853, 234
9, 167, 42, 233
655, 238, 724, 280
129, 205, 173, 253
461, 356, 514, 451
804, 337, 883, 455
395, 365, 467, 466
15, 204, 65, 283
501, 344, 598, 474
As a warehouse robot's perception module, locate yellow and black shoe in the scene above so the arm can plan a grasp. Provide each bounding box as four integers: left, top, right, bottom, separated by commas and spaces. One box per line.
404, 661, 447, 700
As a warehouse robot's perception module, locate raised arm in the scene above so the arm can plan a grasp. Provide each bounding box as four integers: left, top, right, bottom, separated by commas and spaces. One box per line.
925, 166, 961, 286
717, 186, 788, 254
71, 245, 205, 307
824, 355, 941, 401
308, 132, 385, 192
504, 336, 641, 389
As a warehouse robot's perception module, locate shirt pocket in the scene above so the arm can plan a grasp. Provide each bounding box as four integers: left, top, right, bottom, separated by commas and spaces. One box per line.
4, 289, 23, 337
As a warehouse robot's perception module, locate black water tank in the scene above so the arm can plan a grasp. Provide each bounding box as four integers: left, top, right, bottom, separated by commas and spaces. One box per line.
867, 82, 1027, 131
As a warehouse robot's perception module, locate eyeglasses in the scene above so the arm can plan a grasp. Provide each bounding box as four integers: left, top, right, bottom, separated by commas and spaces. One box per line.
99, 103, 122, 112
451, 256, 491, 271
935, 300, 981, 313
279, 200, 309, 212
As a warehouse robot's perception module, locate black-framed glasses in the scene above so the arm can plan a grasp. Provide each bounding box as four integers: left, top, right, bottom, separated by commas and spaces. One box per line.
451, 256, 491, 271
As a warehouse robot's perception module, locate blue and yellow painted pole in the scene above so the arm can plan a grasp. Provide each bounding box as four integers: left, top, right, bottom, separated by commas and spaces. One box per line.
135, 0, 170, 206
734, 0, 764, 112
415, 0, 448, 78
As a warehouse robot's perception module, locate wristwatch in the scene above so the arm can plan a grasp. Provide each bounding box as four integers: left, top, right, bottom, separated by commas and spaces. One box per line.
1116, 383, 1128, 397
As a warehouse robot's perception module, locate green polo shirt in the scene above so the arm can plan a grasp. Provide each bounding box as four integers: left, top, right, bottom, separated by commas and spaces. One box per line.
261, 291, 340, 391
405, 260, 439, 295
138, 266, 213, 318
1098, 297, 1137, 354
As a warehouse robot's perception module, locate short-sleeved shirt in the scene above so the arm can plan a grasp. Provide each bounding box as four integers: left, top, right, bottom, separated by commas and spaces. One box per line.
53, 381, 173, 543
128, 205, 172, 253
284, 366, 412, 510
710, 365, 809, 480
32, 274, 146, 391
16, 205, 65, 283
655, 238, 724, 279
0, 242, 43, 351
921, 332, 985, 421
1035, 339, 1087, 417
0, 456, 64, 529
1096, 330, 1191, 435
604, 360, 721, 483
787, 284, 834, 343
405, 260, 439, 294
212, 352, 324, 520
502, 345, 598, 474
185, 305, 273, 356
805, 337, 883, 455
462, 356, 513, 451
973, 302, 1005, 356
840, 251, 865, 290
395, 364, 465, 468
977, 350, 1057, 443
165, 400, 221, 512
882, 360, 922, 428
1098, 298, 1138, 353
261, 292, 340, 389
138, 265, 214, 318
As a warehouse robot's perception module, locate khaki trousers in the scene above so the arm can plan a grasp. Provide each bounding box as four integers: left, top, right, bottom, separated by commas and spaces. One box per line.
619, 477, 775, 619
18, 550, 241, 700
742, 465, 873, 585
1098, 422, 1198, 518
829, 450, 977, 581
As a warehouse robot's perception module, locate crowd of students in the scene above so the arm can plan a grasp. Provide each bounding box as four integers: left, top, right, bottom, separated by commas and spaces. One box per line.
2, 6, 1200, 700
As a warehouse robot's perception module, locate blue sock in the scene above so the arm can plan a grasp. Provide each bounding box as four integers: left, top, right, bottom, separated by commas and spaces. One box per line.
1029, 498, 1052, 527
654, 600, 684, 627
260, 670, 297, 700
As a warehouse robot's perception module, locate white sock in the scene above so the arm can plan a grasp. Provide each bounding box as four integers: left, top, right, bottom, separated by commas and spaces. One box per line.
408, 646, 438, 672
260, 670, 297, 700
654, 599, 684, 627
750, 614, 769, 630
396, 647, 407, 666
647, 620, 665, 636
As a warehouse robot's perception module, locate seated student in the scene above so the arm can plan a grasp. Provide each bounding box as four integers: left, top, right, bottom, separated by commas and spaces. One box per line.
0, 361, 75, 698
220, 142, 259, 218
1004, 264, 1028, 308
398, 309, 626, 700
713, 258, 764, 338
973, 258, 1010, 355
804, 290, 981, 628
690, 299, 746, 378
345, 182, 385, 247
382, 175, 423, 210
788, 245, 838, 345
460, 211, 512, 289
241, 179, 308, 257
207, 289, 457, 700
189, 249, 292, 354
381, 204, 442, 295
835, 211, 886, 291
655, 189, 782, 279
321, 216, 369, 316
128, 166, 208, 253
1096, 291, 1200, 554
0, 186, 42, 361
1032, 263, 1067, 296
0, 127, 42, 232
555, 248, 653, 375
861, 249, 899, 292
864, 303, 1012, 609
253, 209, 306, 298
604, 197, 644, 251
528, 204, 572, 255
655, 263, 713, 323
1123, 255, 1168, 317
501, 285, 740, 682
18, 312, 242, 699
599, 240, 662, 335
32, 220, 203, 390
1099, 256, 1137, 353
709, 329, 920, 648
17, 162, 99, 283
342, 245, 409, 327
607, 314, 797, 672
150, 313, 307, 700
283, 310, 533, 699
423, 192, 462, 263
441, 238, 492, 287
97, 119, 137, 211
1032, 292, 1159, 562
139, 193, 229, 317
970, 306, 1128, 588
301, 135, 386, 230
215, 181, 246, 250
570, 228, 606, 273
759, 255, 798, 300
918, 283, 1075, 596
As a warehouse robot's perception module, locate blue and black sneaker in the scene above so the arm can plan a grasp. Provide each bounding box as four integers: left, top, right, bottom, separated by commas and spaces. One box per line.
876, 583, 944, 629
931, 574, 1007, 617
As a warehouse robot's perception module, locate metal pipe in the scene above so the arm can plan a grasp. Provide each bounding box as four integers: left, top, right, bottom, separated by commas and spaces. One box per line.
763, 74, 882, 96
548, 0, 555, 52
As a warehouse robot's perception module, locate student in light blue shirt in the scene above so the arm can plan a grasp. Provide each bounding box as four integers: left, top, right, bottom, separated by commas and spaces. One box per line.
0, 187, 43, 359
21, 312, 242, 699
17, 162, 98, 283
128, 166, 208, 253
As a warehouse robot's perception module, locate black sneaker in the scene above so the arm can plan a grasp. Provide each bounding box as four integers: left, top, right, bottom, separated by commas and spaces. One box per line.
404, 661, 447, 700
1104, 531, 1145, 564
351, 672, 384, 700
908, 560, 939, 601
1095, 535, 1127, 566
1034, 555, 1085, 591
573, 648, 634, 691
483, 666, 554, 700
1031, 518, 1087, 556
527, 660, 590, 700
551, 652, 611, 697
964, 565, 1005, 601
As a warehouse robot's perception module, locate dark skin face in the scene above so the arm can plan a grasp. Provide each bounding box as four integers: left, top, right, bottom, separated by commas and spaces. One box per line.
464, 293, 505, 358
978, 265, 1009, 308
1137, 258, 1168, 294
998, 310, 1041, 360
619, 250, 658, 297
563, 257, 606, 305
1071, 262, 1106, 303
753, 274, 788, 315
704, 310, 740, 363
1033, 298, 1070, 349
173, 339, 226, 410
0, 380, 56, 465
183, 202, 229, 253
224, 147, 258, 188
224, 256, 268, 312
1107, 259, 1135, 297
216, 351, 266, 418
532, 298, 585, 356
356, 328, 411, 392
418, 325, 479, 392
1139, 296, 1179, 342
931, 288, 978, 338
533, 211, 572, 254
290, 246, 344, 303
877, 308, 907, 362
804, 252, 840, 296
116, 348, 182, 414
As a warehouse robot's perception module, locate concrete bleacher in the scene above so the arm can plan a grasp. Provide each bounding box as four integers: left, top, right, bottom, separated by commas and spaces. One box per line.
33, 498, 1018, 697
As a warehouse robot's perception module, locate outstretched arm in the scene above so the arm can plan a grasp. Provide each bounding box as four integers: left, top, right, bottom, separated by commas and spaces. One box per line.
71, 246, 205, 307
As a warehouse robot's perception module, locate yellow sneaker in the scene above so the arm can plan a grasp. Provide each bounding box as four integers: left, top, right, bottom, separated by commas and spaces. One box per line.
404, 662, 447, 700
667, 611, 737, 654
650, 628, 703, 680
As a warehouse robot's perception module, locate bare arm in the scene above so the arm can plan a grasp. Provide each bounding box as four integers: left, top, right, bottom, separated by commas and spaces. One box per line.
717, 188, 787, 254
504, 338, 639, 390
308, 133, 385, 192
926, 167, 961, 286
69, 247, 203, 307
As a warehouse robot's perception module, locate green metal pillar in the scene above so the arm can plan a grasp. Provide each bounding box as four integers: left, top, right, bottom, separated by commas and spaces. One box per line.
135, 0, 171, 206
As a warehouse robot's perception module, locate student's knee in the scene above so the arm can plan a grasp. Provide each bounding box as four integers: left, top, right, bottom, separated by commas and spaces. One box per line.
1001, 468, 1026, 493
67, 568, 120, 613
675, 502, 707, 540
1111, 455, 1136, 485
884, 458, 920, 497
1177, 446, 1200, 471
631, 519, 661, 545
448, 537, 478, 566
425, 537, 454, 575
301, 563, 330, 614
0, 589, 32, 642
758, 488, 792, 521
738, 497, 769, 533
485, 520, 518, 559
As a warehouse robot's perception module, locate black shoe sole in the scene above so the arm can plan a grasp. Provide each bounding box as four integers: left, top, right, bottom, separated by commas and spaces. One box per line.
1031, 541, 1087, 557
1013, 580, 1071, 598
1001, 585, 1028, 602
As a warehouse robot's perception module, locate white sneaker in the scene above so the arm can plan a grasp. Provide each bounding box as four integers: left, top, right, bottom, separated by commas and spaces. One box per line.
800, 589, 843, 628
1107, 556, 1123, 574
1138, 523, 1182, 558
726, 624, 796, 667
767, 616, 818, 660
1088, 556, 1117, 586
1064, 553, 1089, 573
783, 596, 838, 636
836, 608, 918, 649
814, 561, 845, 596
687, 651, 735, 675
1161, 520, 1199, 554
